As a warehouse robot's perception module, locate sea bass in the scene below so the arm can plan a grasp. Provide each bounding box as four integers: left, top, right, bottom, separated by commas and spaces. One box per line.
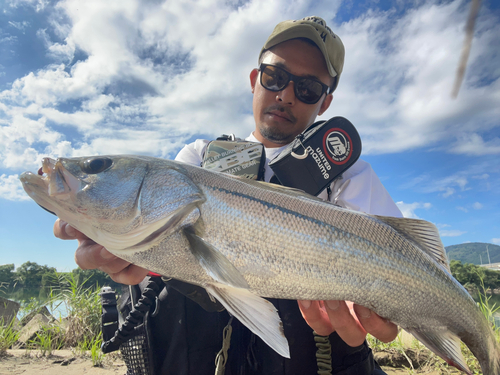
20, 155, 500, 375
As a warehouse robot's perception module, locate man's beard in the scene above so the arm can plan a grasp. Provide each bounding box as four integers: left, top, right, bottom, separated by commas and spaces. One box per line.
258, 124, 297, 145
259, 105, 299, 145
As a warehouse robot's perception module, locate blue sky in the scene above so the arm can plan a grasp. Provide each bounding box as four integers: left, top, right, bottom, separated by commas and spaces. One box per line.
1, 0, 499, 271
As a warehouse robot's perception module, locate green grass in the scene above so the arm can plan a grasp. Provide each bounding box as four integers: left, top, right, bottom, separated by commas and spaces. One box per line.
0, 272, 107, 361
29, 324, 64, 356
48, 272, 103, 347
0, 317, 20, 354
4, 270, 499, 373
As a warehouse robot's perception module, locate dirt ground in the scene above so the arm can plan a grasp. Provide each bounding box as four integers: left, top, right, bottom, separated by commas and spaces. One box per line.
0, 349, 459, 375
0, 350, 126, 375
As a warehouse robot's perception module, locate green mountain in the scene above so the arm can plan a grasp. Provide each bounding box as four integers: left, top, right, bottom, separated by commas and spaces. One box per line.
445, 242, 500, 265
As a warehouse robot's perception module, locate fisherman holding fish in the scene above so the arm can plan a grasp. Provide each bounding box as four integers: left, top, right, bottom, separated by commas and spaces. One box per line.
54, 16, 403, 375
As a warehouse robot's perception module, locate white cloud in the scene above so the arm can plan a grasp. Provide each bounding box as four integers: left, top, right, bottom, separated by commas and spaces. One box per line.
8, 21, 30, 31
0, 113, 64, 169
403, 172, 471, 198
4, 63, 103, 105
0, 0, 499, 179
7, 0, 50, 12
36, 28, 76, 63
450, 133, 500, 155
440, 229, 466, 237
395, 201, 431, 219
443, 187, 455, 198
327, 0, 500, 155
473, 173, 489, 180
0, 174, 31, 201
456, 206, 468, 213
472, 202, 483, 210
435, 223, 465, 239
492, 238, 500, 245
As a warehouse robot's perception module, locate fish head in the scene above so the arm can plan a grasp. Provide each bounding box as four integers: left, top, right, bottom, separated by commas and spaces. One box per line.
20, 155, 204, 251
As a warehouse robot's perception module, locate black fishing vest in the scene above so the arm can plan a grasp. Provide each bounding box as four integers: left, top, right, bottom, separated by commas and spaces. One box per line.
147, 280, 384, 375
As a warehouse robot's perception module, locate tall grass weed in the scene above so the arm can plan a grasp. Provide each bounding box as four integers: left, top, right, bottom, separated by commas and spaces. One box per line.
0, 272, 106, 357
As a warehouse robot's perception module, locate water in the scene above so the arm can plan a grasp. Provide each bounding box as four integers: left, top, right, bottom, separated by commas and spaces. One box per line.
2, 289, 70, 320
472, 292, 500, 328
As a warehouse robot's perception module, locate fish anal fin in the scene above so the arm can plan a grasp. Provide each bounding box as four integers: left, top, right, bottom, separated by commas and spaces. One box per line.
375, 215, 450, 272
206, 283, 290, 358
408, 328, 471, 374
184, 227, 249, 289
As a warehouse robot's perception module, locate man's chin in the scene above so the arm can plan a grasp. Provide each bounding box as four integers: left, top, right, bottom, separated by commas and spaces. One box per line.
259, 126, 296, 146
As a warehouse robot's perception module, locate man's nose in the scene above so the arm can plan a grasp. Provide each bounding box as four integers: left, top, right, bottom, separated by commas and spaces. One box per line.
276, 82, 296, 105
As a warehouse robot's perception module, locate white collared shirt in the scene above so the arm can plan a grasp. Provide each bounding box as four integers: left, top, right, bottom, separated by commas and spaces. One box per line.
175, 134, 402, 217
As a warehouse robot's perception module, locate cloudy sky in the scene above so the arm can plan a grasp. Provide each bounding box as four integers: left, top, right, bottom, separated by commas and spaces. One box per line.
1, 0, 499, 271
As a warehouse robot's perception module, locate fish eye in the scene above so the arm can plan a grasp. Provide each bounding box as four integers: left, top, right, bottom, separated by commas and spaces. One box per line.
80, 157, 113, 174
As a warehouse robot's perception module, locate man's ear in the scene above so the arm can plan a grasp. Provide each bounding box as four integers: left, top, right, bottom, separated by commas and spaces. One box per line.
250, 69, 259, 93
318, 94, 333, 116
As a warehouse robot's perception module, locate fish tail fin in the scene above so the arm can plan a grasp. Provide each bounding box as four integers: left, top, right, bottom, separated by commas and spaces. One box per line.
479, 338, 500, 375
407, 328, 471, 374
487, 355, 500, 375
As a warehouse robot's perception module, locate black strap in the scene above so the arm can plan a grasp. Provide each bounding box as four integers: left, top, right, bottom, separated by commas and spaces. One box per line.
101, 276, 162, 354
99, 287, 119, 343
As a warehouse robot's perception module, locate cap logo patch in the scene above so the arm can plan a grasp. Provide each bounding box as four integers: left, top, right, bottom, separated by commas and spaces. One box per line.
294, 16, 336, 43
323, 128, 352, 165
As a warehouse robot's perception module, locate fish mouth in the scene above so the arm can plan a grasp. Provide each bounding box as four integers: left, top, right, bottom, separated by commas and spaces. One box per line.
35, 157, 81, 197
20, 157, 82, 215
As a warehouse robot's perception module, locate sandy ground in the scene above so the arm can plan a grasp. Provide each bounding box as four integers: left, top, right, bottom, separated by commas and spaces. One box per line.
0, 350, 126, 375
0, 349, 459, 375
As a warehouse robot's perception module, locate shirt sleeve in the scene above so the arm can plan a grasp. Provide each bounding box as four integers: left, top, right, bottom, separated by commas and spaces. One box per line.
327, 159, 403, 217
175, 139, 210, 165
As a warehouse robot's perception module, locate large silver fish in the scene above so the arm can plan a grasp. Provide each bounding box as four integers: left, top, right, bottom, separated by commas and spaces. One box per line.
20, 155, 500, 375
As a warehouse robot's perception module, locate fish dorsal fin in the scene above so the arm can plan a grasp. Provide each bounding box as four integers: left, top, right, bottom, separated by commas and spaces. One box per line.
206, 283, 290, 358
374, 215, 450, 272
183, 226, 249, 289
407, 328, 470, 374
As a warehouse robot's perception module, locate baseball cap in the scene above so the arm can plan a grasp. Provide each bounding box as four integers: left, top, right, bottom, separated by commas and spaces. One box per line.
259, 16, 345, 91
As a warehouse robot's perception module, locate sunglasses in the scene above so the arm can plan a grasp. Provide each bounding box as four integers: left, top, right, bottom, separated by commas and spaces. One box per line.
259, 63, 330, 104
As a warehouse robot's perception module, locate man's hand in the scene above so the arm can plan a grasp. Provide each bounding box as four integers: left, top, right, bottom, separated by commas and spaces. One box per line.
298, 300, 398, 347
54, 219, 148, 285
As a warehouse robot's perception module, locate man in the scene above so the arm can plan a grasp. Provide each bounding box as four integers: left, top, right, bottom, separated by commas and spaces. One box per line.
55, 16, 401, 374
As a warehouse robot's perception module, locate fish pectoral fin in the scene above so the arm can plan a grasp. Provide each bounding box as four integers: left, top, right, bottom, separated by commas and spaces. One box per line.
183, 227, 249, 289
125, 203, 201, 250
206, 283, 290, 359
374, 215, 450, 272
407, 328, 470, 374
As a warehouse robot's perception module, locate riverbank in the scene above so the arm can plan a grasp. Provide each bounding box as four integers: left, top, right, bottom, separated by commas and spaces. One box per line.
0, 350, 125, 375
1, 348, 462, 375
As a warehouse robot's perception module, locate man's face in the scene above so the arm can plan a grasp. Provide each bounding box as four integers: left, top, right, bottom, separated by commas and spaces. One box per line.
250, 39, 333, 148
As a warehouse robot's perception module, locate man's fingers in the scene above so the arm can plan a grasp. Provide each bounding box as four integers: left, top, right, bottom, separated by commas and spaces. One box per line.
297, 300, 334, 336
325, 300, 367, 347
353, 304, 399, 343
108, 265, 149, 285
53, 219, 83, 240
74, 239, 113, 269
74, 239, 148, 285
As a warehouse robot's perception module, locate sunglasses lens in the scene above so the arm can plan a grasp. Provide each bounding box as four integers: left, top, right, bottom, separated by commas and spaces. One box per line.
261, 66, 288, 91
295, 80, 323, 104
260, 64, 326, 104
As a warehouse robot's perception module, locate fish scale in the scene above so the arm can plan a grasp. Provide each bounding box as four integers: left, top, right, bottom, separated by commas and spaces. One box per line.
19, 155, 500, 374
